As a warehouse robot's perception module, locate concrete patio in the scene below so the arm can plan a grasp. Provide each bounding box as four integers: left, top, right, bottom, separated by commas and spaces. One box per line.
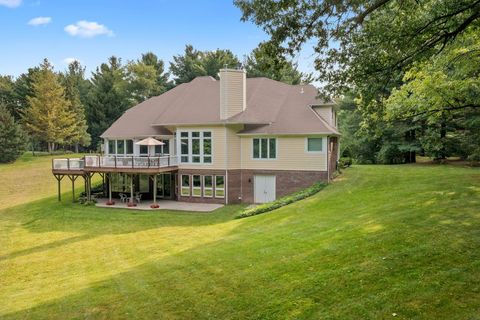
95, 198, 223, 212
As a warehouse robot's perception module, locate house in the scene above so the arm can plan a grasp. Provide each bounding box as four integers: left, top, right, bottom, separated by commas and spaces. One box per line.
52, 69, 340, 205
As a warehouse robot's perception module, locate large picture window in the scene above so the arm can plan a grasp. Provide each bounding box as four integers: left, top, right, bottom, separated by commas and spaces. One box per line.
154, 140, 170, 155
116, 140, 125, 155
126, 140, 134, 155
178, 131, 213, 164
307, 138, 323, 152
203, 175, 213, 197
215, 176, 225, 198
107, 139, 133, 155
108, 140, 115, 154
180, 132, 189, 163
181, 175, 190, 196
253, 138, 276, 159
192, 175, 201, 197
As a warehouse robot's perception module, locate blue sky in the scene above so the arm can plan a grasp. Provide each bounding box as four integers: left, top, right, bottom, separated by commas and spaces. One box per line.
0, 0, 318, 79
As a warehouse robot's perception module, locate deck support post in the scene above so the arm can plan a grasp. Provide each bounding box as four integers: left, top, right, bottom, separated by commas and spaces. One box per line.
153, 174, 157, 205
54, 174, 64, 201
67, 175, 78, 202
130, 174, 134, 204
108, 173, 112, 202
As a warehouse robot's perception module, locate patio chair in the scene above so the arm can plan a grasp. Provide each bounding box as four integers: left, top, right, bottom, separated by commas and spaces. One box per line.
119, 193, 128, 203
135, 193, 142, 204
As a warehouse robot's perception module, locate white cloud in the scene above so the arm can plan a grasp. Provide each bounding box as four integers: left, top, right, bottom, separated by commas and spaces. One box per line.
0, 0, 21, 8
64, 20, 114, 38
63, 57, 80, 65
28, 16, 51, 26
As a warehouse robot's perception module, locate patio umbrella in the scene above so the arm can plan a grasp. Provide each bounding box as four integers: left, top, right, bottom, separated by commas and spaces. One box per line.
135, 137, 165, 208
135, 137, 165, 146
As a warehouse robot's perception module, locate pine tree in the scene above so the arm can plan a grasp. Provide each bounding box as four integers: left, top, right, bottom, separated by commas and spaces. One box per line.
0, 103, 27, 163
86, 56, 130, 149
23, 59, 76, 153
61, 61, 91, 152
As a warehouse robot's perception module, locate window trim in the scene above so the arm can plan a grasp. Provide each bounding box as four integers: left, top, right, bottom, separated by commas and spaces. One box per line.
252, 137, 277, 160
305, 137, 326, 154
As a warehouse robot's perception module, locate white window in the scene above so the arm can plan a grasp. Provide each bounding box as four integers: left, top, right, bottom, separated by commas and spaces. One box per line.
203, 175, 213, 197
253, 138, 276, 159
107, 139, 134, 155
215, 175, 225, 198
181, 175, 190, 196
306, 137, 324, 153
178, 130, 213, 164
192, 175, 201, 197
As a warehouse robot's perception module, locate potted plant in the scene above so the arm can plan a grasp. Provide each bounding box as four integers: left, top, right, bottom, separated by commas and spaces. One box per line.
150, 203, 160, 209
106, 200, 115, 205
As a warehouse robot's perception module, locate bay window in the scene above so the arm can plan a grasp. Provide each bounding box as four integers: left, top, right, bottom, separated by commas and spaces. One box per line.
178, 130, 213, 164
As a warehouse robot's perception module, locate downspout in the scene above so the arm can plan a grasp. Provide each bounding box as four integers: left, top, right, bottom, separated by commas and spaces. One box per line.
327, 136, 330, 183
225, 124, 229, 205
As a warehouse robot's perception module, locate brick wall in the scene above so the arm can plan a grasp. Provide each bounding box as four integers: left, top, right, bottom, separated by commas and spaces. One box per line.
239, 169, 328, 203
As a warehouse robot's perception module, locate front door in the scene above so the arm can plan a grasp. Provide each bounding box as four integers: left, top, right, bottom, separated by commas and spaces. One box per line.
254, 175, 276, 203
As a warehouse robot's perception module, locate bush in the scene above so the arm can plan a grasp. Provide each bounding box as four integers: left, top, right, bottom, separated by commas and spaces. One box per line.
339, 157, 352, 168
236, 182, 327, 219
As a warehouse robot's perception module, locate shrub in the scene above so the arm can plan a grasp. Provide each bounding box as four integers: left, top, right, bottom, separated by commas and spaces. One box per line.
236, 182, 327, 219
339, 157, 352, 168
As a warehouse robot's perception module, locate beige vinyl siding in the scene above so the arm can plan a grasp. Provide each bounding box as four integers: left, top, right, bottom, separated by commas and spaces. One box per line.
220, 70, 246, 119
177, 126, 227, 170
226, 125, 242, 169
241, 136, 327, 171
313, 106, 333, 126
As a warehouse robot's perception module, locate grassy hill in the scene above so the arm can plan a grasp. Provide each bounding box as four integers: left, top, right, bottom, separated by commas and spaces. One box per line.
0, 155, 479, 319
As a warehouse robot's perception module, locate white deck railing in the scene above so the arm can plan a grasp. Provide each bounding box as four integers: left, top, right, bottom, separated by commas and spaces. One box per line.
52, 155, 178, 170
52, 158, 85, 170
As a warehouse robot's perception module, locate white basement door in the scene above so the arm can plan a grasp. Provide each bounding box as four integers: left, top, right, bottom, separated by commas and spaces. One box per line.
254, 175, 276, 203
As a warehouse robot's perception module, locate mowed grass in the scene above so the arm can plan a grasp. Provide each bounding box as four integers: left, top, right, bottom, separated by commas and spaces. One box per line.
0, 156, 479, 319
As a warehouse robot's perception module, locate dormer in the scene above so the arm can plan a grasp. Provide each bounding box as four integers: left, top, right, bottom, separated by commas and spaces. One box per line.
312, 104, 338, 128
219, 68, 246, 120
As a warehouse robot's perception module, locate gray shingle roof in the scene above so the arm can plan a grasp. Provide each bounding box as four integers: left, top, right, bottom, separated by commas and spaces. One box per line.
101, 76, 339, 138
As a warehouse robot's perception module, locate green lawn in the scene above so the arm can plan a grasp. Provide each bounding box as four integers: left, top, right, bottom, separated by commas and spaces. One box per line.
1, 155, 479, 319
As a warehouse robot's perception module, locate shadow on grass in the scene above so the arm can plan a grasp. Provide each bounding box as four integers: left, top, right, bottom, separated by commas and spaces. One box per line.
0, 234, 94, 262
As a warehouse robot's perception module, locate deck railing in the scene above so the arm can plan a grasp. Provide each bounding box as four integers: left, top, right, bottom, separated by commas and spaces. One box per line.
52, 155, 178, 170
52, 158, 85, 170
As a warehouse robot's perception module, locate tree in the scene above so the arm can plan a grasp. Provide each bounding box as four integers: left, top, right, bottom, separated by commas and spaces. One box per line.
235, 0, 480, 101
86, 56, 130, 149
60, 61, 91, 152
0, 104, 27, 163
22, 59, 76, 153
0, 75, 17, 117
12, 67, 41, 121
245, 42, 310, 84
127, 52, 170, 104
170, 45, 240, 85
385, 29, 480, 160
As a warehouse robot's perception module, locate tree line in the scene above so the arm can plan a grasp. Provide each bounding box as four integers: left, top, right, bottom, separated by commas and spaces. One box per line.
236, 0, 480, 163
0, 43, 308, 163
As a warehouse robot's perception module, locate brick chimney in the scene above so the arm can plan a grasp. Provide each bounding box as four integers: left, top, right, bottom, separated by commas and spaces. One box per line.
219, 68, 246, 120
